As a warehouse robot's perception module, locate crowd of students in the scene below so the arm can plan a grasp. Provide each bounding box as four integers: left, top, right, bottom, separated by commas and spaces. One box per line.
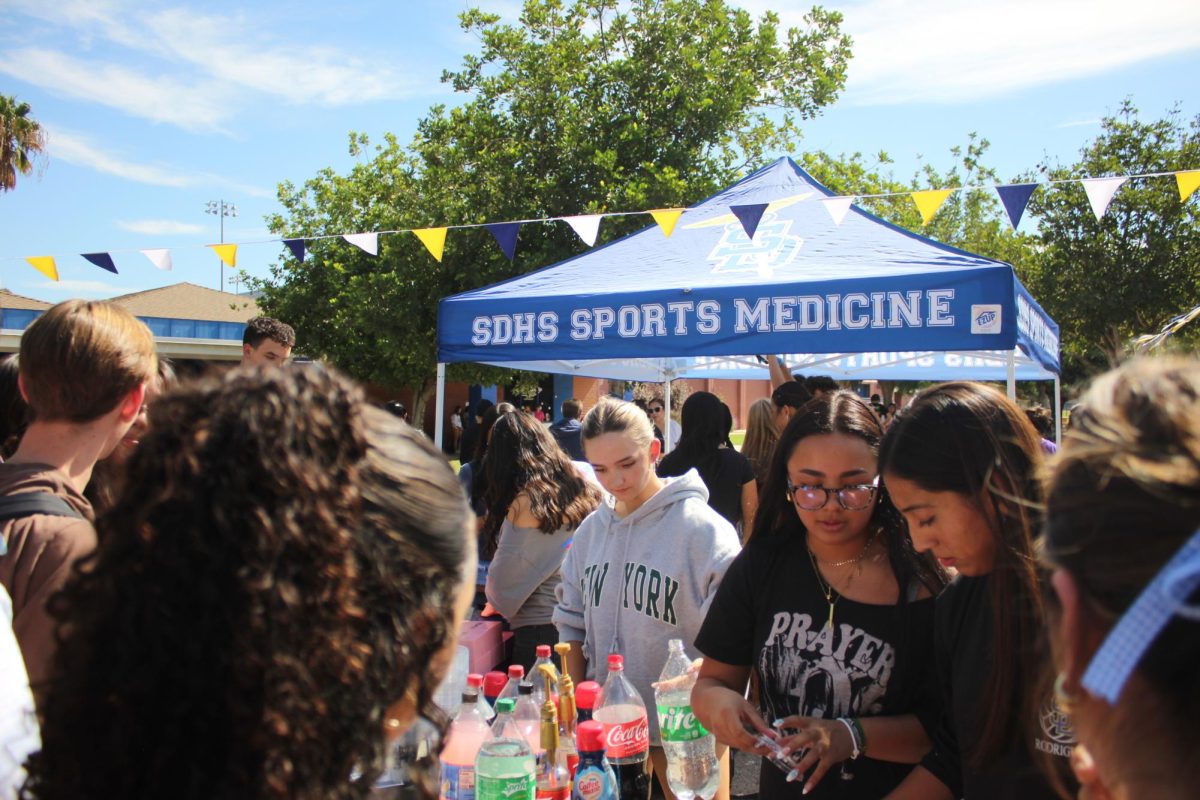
0, 297, 1197, 800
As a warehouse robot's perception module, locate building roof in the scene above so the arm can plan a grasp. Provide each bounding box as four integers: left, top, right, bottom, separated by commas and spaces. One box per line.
109, 282, 260, 323
0, 289, 52, 311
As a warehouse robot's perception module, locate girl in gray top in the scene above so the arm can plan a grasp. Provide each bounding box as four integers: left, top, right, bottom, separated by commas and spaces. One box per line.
483, 411, 601, 670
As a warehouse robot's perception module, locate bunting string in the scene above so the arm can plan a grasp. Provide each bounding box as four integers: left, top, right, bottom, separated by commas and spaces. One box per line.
2, 168, 1196, 281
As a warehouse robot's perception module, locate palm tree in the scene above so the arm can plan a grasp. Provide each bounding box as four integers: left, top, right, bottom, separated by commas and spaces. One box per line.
0, 95, 46, 192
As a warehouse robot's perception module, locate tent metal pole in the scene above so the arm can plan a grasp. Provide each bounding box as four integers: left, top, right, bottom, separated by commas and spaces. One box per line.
1006, 351, 1017, 401
664, 377, 673, 453
434, 362, 446, 450
1054, 376, 1062, 445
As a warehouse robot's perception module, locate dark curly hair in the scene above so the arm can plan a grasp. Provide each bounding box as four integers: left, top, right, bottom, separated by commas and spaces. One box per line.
481, 411, 600, 554
23, 365, 471, 800
243, 316, 296, 349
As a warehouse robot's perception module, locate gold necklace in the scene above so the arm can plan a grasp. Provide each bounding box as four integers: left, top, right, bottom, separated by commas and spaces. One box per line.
816, 528, 881, 568
806, 529, 880, 629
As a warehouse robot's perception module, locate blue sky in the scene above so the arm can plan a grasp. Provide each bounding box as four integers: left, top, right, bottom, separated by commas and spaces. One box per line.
1, 0, 1197, 302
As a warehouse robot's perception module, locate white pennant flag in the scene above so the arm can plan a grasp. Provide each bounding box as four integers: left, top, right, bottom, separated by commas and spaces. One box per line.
140, 248, 172, 271
821, 196, 855, 226
565, 214, 603, 247
343, 232, 378, 256
1081, 177, 1128, 221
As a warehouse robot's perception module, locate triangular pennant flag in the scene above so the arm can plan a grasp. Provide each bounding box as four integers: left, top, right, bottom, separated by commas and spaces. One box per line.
209, 243, 237, 268
649, 208, 684, 238
343, 232, 378, 256
730, 203, 769, 240
413, 227, 448, 262
284, 238, 306, 262
910, 189, 953, 225
565, 215, 602, 247
25, 256, 58, 282
1081, 177, 1127, 220
486, 222, 522, 261
1176, 170, 1200, 203
994, 183, 1038, 230
141, 249, 172, 271
820, 196, 855, 226
81, 252, 118, 274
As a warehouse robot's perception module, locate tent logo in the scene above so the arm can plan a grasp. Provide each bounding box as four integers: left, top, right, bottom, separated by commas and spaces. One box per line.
971, 305, 1002, 334
706, 213, 802, 277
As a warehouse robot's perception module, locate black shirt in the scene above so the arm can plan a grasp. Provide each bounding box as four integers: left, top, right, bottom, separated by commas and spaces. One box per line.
696, 533, 936, 799
657, 447, 754, 527
918, 574, 1074, 799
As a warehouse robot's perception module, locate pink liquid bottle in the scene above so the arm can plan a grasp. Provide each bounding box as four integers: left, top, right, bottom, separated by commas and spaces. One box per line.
439, 690, 491, 800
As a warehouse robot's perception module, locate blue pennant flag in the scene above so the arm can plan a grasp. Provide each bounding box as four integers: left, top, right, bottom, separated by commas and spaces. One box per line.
730, 203, 769, 240
284, 238, 307, 262
81, 252, 118, 274
994, 183, 1038, 231
486, 222, 522, 261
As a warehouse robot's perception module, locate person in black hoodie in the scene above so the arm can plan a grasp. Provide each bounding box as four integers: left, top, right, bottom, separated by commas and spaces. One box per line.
878, 382, 1074, 800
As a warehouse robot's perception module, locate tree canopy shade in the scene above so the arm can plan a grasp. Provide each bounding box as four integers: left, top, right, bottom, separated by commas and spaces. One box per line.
0, 95, 45, 192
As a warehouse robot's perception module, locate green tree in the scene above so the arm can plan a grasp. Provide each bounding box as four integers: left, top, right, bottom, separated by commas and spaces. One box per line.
258, 0, 852, 424
1021, 100, 1200, 378
0, 95, 45, 192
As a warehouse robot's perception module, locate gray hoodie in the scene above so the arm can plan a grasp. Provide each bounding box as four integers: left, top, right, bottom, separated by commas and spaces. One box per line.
553, 470, 741, 743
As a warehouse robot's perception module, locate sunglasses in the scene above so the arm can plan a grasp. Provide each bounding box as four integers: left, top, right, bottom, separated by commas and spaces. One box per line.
649, 406, 664, 413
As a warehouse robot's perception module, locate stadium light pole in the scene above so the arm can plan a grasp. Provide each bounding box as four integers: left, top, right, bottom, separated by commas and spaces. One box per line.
205, 200, 237, 292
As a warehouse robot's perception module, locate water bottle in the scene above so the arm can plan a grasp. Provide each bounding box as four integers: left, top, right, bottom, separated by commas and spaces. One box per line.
477, 698, 536, 800
655, 640, 719, 800
513, 680, 544, 755
592, 654, 650, 800
498, 665, 525, 706
570, 721, 618, 800
439, 690, 491, 800
467, 674, 496, 723
531, 645, 558, 707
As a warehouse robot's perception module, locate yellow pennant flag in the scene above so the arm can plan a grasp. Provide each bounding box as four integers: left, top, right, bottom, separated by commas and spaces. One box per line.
1176, 170, 1200, 203
209, 243, 237, 267
413, 227, 448, 262
650, 208, 684, 238
26, 256, 58, 281
910, 190, 953, 225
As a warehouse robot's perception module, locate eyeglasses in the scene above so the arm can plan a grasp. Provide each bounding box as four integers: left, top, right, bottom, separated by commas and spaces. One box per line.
786, 477, 879, 511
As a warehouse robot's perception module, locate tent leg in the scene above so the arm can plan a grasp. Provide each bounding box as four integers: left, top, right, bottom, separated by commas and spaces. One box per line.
434, 363, 446, 451
1006, 352, 1016, 401
1054, 376, 1062, 445
664, 378, 673, 453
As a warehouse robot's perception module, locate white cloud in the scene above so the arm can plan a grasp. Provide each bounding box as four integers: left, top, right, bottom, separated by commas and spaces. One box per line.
46, 127, 274, 198
117, 219, 207, 236
738, 0, 1200, 105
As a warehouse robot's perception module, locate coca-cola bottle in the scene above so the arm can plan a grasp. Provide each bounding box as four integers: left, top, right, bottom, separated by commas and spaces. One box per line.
592, 655, 650, 800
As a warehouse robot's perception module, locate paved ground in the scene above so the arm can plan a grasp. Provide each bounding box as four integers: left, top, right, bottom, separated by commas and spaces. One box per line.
731, 749, 761, 798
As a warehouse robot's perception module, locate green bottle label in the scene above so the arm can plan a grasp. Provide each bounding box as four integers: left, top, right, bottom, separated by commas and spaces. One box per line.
477, 773, 534, 800
657, 704, 709, 742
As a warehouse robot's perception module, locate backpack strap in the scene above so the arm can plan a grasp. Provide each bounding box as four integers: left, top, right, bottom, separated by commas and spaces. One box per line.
0, 493, 85, 524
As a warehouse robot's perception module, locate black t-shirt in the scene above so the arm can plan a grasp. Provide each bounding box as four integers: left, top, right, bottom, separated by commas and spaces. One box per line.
658, 447, 754, 527
696, 533, 936, 800
919, 574, 1075, 799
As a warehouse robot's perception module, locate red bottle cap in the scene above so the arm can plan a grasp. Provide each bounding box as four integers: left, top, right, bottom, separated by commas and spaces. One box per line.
607, 654, 624, 671
536, 644, 552, 658
467, 673, 483, 688
484, 671, 508, 696
577, 720, 605, 752
575, 681, 601, 710
508, 664, 525, 679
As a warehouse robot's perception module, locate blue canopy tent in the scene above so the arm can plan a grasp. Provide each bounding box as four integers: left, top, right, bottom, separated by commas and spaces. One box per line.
435, 157, 1061, 445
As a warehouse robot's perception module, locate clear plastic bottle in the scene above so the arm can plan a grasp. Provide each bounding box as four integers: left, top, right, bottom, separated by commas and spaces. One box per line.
513, 680, 544, 756
439, 690, 491, 800
655, 639, 719, 800
531, 645, 558, 707
467, 673, 496, 723
592, 654, 650, 800
476, 698, 536, 800
535, 666, 570, 800
552, 644, 579, 779
498, 665, 526, 706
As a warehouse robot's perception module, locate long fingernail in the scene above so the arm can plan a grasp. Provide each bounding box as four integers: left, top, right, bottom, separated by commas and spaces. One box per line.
785, 770, 799, 783
802, 785, 811, 796
779, 747, 791, 758
772, 719, 784, 728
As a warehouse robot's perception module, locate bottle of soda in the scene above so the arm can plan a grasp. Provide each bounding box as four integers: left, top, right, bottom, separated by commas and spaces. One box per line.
477, 698, 536, 800
570, 721, 618, 800
440, 690, 491, 800
575, 681, 600, 724
498, 665, 526, 706
593, 655, 650, 800
468, 673, 497, 723
483, 672, 508, 709
514, 681, 544, 756
655, 640, 719, 800
535, 666, 571, 800
553, 644, 579, 779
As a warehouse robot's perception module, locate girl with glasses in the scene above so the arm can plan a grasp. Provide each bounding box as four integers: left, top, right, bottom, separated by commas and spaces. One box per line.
878, 382, 1068, 800
692, 391, 945, 798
